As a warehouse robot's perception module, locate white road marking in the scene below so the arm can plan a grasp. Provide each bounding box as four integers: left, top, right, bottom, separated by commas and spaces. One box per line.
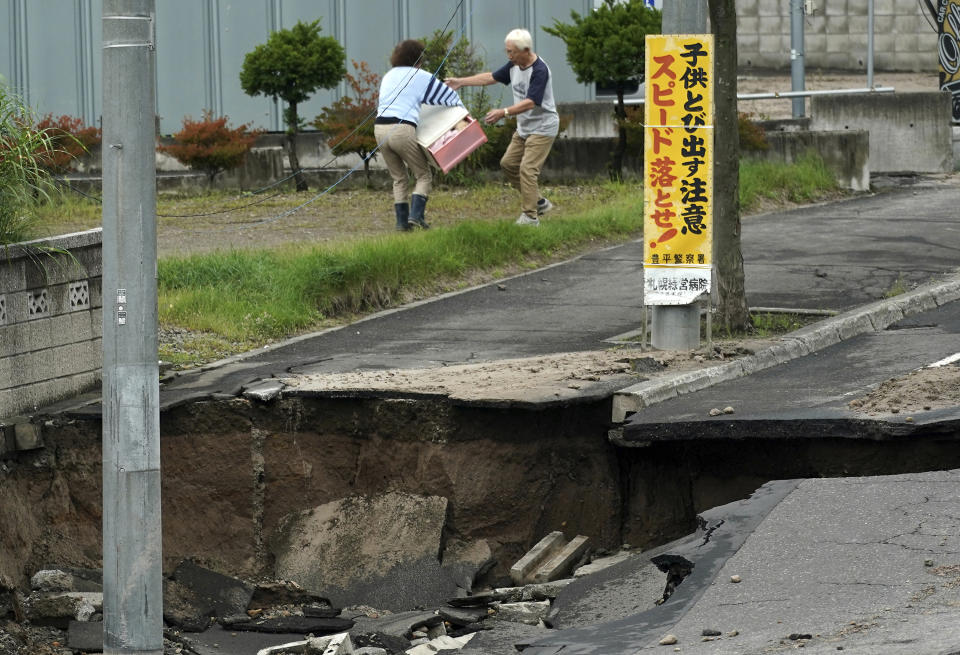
928, 352, 960, 368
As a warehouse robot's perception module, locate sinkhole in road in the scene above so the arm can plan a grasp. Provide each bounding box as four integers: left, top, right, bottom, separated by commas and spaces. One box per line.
3, 393, 960, 593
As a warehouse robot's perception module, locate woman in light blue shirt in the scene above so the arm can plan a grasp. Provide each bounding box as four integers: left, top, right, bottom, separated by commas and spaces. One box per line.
375, 39, 462, 230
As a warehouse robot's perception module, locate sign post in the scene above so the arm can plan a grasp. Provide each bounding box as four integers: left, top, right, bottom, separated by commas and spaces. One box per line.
643, 33, 714, 350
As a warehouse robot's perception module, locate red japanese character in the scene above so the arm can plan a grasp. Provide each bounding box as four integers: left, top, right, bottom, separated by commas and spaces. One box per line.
651, 54, 677, 80
649, 157, 677, 187
651, 127, 673, 155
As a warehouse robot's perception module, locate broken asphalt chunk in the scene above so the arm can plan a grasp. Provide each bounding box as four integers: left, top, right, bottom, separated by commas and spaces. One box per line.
249, 580, 333, 610
438, 606, 489, 626
230, 615, 355, 634
171, 559, 255, 619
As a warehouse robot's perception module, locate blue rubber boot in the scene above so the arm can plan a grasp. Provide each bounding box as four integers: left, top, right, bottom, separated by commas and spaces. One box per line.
409, 193, 430, 229
395, 202, 411, 231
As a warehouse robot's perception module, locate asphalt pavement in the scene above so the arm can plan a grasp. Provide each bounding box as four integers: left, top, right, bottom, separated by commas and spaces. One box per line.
513, 176, 960, 654
69, 174, 960, 654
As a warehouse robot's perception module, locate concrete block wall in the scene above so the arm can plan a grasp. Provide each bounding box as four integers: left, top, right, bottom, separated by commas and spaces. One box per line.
736, 0, 939, 72
0, 230, 103, 420
810, 91, 954, 173
743, 130, 870, 191
544, 137, 643, 182
556, 102, 619, 139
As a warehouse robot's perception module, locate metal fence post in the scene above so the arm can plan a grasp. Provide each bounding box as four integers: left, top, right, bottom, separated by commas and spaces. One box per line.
790, 0, 806, 118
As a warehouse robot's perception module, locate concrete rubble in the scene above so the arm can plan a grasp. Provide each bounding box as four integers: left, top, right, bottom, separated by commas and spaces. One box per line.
269, 492, 502, 613
0, 527, 649, 655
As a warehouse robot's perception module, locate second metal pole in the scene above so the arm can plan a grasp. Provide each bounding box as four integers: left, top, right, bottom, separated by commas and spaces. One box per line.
790, 0, 806, 118
867, 0, 875, 88
651, 0, 706, 352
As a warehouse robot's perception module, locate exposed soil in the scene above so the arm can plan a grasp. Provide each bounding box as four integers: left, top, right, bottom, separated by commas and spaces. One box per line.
849, 365, 960, 416
282, 341, 773, 403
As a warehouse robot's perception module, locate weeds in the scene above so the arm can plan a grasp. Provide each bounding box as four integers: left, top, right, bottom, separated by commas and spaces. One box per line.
749, 311, 823, 337
884, 274, 908, 298
740, 150, 839, 212
0, 84, 60, 244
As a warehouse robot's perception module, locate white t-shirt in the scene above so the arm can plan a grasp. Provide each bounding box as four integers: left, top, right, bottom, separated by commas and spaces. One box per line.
492, 56, 559, 138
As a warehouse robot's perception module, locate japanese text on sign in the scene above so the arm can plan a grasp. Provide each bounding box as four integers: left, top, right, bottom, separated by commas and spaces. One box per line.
643, 34, 713, 305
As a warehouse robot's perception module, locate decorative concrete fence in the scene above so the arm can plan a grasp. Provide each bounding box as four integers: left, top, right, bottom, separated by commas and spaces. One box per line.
0, 229, 103, 421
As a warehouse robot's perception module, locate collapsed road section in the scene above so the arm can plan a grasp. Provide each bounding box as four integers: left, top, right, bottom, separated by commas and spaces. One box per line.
3, 363, 960, 654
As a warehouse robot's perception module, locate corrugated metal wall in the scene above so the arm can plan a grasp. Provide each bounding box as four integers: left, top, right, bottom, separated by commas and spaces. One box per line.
0, 0, 590, 134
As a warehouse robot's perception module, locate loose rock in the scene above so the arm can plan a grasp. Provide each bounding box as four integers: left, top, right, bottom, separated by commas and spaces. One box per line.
659, 634, 678, 645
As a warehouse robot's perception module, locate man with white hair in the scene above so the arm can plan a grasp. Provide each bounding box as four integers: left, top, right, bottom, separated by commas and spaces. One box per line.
446, 28, 560, 226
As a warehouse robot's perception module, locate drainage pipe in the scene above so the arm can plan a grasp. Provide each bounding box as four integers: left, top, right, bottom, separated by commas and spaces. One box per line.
619, 86, 895, 105
737, 86, 895, 100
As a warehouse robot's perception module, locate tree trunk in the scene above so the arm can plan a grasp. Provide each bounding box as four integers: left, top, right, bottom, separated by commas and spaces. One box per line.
285, 101, 308, 192
709, 0, 751, 332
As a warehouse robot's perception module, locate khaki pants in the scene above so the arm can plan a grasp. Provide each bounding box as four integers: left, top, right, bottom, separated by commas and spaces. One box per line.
500, 133, 555, 217
375, 123, 432, 203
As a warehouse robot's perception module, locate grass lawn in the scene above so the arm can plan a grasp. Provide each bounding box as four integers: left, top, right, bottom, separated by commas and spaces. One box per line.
32, 155, 843, 368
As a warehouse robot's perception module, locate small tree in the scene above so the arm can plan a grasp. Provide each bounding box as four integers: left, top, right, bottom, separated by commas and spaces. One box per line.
420, 29, 485, 79
421, 29, 496, 119
313, 60, 379, 184
158, 111, 260, 184
544, 0, 661, 180
240, 19, 346, 191
33, 114, 101, 172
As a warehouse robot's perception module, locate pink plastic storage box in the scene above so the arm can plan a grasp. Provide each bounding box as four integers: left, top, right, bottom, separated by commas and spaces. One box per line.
426, 116, 487, 173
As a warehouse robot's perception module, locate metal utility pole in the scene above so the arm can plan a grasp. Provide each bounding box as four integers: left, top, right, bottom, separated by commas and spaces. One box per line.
661, 0, 707, 36
867, 0, 875, 88
790, 0, 806, 117
101, 1, 162, 654
650, 0, 707, 351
